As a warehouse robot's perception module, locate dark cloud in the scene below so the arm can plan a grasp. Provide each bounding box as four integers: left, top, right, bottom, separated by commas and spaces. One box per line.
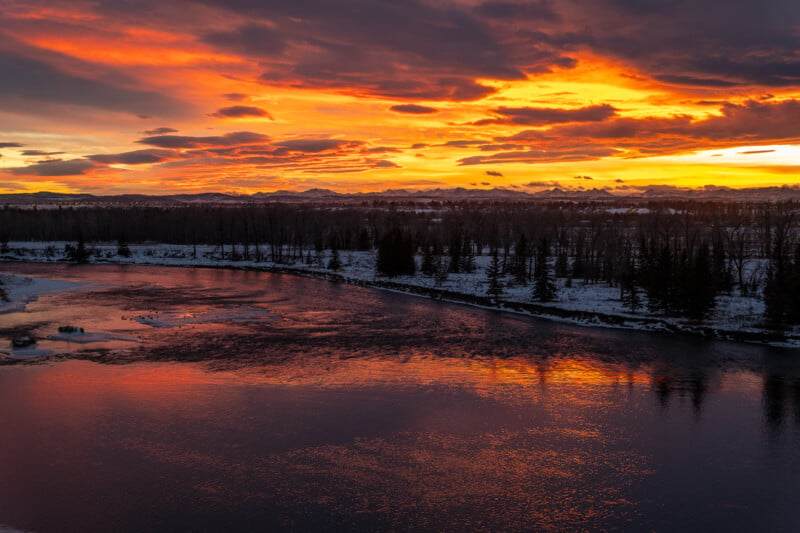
502, 116, 693, 143
574, 175, 593, 180
696, 100, 800, 141
372, 160, 400, 168
493, 99, 800, 158
191, 0, 574, 101
270, 73, 496, 101
210, 106, 274, 119
0, 142, 23, 148
88, 149, 177, 165
224, 93, 249, 101
143, 127, 178, 135
274, 139, 363, 153
362, 146, 402, 154
137, 131, 270, 148
201, 24, 287, 56
486, 170, 504, 177
0, 40, 186, 115
470, 104, 617, 126
474, 1, 558, 21
21, 150, 65, 156
0, 182, 27, 190
573, 0, 800, 89
10, 159, 99, 176
479, 144, 522, 151
30, 0, 800, 109
459, 146, 619, 165
654, 75, 742, 88
442, 140, 487, 148
739, 149, 776, 155
389, 104, 438, 114
481, 181, 491, 186
411, 143, 429, 149
524, 180, 560, 187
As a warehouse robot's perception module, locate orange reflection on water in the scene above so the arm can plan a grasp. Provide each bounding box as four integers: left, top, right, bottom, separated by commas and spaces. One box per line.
0, 355, 771, 531
12, 358, 649, 530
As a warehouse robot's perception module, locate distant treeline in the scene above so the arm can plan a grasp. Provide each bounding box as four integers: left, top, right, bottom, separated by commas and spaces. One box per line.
2, 200, 799, 328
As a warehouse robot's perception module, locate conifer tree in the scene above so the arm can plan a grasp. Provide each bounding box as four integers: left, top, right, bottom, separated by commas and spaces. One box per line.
65, 234, 89, 264
421, 245, 437, 276
327, 246, 341, 271
486, 249, 504, 301
376, 227, 415, 276
533, 238, 557, 302
117, 234, 131, 258
511, 233, 529, 285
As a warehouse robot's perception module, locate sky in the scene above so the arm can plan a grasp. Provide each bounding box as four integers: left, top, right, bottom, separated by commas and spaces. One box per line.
0, 0, 799, 195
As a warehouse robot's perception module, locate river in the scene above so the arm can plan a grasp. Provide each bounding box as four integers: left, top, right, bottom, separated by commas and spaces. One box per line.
1, 264, 799, 531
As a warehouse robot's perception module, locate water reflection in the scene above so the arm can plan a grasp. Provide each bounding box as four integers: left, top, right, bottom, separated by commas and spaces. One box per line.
0, 264, 799, 531
650, 368, 710, 417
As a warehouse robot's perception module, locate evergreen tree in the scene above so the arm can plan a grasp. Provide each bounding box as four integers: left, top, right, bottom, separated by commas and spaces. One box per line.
648, 244, 672, 312
376, 227, 416, 277
511, 233, 529, 285
711, 238, 732, 294
356, 227, 371, 251
533, 238, 557, 302
327, 246, 341, 271
555, 250, 569, 278
619, 242, 641, 312
65, 234, 89, 263
314, 240, 325, 267
421, 245, 437, 276
434, 256, 449, 286
117, 234, 131, 257
461, 239, 476, 273
685, 243, 715, 320
623, 283, 642, 313
486, 250, 504, 301
448, 230, 463, 273
763, 241, 800, 329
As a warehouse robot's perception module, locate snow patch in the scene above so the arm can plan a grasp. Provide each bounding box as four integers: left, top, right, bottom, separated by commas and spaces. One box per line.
0, 272, 81, 314
1, 346, 55, 359
46, 331, 140, 344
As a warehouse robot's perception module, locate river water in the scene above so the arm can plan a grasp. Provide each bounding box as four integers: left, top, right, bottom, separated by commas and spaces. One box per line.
1, 264, 799, 532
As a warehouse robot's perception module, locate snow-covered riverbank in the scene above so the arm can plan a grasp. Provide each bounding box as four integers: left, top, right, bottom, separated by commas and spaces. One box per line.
1, 241, 796, 348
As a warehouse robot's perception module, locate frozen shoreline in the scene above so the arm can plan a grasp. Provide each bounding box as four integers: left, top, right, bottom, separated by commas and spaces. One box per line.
0, 271, 81, 315
1, 241, 796, 348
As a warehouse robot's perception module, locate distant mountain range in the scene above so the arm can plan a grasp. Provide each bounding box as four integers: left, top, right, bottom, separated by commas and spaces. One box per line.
3, 185, 800, 205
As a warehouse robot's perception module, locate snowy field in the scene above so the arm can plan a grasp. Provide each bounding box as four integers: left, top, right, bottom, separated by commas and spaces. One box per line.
0, 241, 795, 348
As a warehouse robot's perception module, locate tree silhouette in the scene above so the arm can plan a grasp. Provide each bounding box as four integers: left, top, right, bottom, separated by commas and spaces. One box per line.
486, 249, 504, 301
533, 238, 557, 302
376, 227, 415, 277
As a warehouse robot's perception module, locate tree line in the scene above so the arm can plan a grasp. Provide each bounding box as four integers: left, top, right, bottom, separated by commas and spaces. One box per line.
1, 200, 798, 328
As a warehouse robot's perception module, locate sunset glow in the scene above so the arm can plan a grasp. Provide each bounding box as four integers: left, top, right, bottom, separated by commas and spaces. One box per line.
1, 0, 799, 194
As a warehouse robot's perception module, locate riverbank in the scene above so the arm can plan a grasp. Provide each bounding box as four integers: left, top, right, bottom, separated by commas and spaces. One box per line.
1, 241, 796, 348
